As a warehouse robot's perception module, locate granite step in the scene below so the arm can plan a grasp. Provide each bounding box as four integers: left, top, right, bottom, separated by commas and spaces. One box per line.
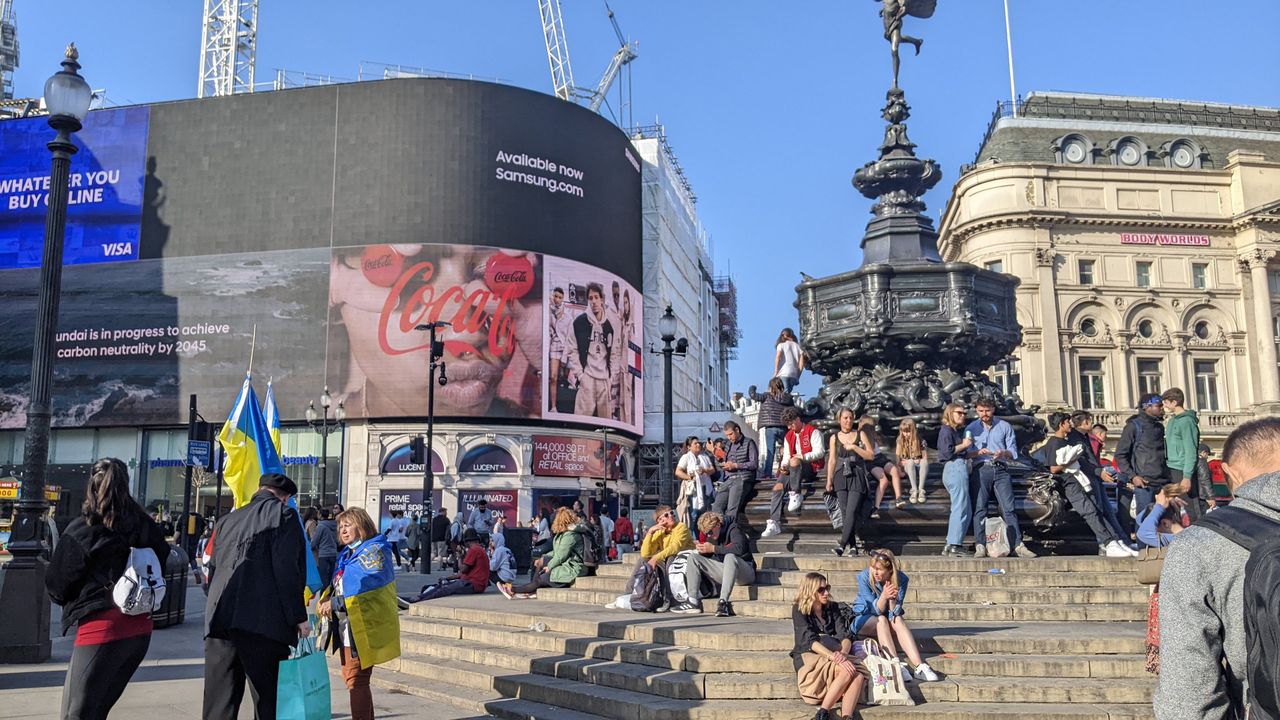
537, 587, 1146, 622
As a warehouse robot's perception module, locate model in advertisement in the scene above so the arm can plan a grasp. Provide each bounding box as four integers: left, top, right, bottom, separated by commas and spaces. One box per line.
328, 244, 543, 419
564, 282, 621, 419
547, 286, 572, 413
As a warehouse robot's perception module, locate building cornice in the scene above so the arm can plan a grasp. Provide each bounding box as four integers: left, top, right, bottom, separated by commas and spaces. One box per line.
942, 212, 1234, 260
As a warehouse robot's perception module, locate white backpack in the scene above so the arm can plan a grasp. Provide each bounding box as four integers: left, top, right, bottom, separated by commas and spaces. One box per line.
112, 547, 167, 616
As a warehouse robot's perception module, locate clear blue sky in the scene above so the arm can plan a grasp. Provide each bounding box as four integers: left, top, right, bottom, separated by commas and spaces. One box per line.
13, 1, 1280, 399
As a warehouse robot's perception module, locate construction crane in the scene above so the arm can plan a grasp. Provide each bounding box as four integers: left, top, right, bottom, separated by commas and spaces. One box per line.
537, 0, 637, 125
198, 0, 258, 98
0, 0, 18, 101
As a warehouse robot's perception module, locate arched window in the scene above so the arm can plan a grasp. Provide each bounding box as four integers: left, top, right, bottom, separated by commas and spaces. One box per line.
458, 444, 519, 474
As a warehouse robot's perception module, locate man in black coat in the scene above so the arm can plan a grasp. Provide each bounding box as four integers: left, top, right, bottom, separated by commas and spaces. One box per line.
672, 511, 756, 618
1114, 393, 1169, 523
430, 507, 451, 572
203, 473, 309, 720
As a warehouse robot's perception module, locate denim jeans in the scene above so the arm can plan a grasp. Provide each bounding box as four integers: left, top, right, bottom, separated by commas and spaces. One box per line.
781, 376, 798, 392
942, 459, 972, 546
761, 426, 786, 479
972, 462, 1021, 549
1091, 475, 1127, 541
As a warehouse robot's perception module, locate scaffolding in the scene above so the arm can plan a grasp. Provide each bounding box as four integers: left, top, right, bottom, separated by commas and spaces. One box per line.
713, 275, 740, 362
0, 0, 17, 101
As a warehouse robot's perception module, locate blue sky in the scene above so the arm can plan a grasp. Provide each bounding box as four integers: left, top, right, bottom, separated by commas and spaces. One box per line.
13, 1, 1280, 398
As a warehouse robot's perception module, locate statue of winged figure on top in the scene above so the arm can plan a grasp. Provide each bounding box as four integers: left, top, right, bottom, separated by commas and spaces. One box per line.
878, 0, 937, 88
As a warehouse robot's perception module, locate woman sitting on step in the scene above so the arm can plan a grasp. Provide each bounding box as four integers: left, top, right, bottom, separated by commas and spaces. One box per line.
790, 572, 867, 720
497, 507, 585, 599
851, 549, 940, 682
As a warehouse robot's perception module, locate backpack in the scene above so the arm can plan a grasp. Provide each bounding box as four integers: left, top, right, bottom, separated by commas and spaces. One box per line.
576, 525, 602, 571
1195, 506, 1280, 720
627, 562, 666, 612
113, 546, 167, 616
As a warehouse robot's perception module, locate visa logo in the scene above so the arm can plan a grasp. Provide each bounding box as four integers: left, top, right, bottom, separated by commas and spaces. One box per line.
102, 242, 133, 257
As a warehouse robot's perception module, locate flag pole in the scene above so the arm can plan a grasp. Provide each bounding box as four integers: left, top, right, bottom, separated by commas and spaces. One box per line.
1004, 0, 1018, 117
247, 324, 257, 377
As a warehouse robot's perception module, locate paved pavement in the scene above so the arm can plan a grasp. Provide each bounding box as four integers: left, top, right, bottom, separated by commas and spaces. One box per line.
0, 566, 487, 719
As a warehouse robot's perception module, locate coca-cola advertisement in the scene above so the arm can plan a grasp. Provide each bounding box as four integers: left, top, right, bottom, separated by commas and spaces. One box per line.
327, 244, 544, 419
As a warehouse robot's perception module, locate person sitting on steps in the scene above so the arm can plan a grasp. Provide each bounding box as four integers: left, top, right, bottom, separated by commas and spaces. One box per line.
851, 549, 940, 683
634, 505, 693, 612
858, 417, 905, 516
498, 507, 586, 599
671, 511, 755, 617
790, 572, 866, 720
763, 408, 825, 538
1042, 411, 1134, 558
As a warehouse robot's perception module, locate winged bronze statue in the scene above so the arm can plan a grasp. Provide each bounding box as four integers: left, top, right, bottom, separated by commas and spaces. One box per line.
878, 0, 937, 88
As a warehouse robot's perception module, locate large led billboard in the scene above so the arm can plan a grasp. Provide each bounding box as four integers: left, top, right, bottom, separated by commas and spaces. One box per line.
0, 79, 643, 435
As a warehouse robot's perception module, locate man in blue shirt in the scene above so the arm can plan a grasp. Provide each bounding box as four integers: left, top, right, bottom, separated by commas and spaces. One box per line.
966, 397, 1036, 558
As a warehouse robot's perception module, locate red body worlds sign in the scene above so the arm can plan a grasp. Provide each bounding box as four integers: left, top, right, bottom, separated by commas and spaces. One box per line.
1119, 233, 1210, 247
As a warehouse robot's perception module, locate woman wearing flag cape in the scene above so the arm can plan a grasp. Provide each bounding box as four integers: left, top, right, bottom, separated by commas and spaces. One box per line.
318, 508, 401, 720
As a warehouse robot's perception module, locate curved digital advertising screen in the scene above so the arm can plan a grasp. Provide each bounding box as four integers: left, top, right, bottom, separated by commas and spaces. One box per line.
0, 78, 643, 435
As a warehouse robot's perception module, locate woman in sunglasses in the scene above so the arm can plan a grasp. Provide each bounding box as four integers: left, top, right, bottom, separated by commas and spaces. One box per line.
851, 549, 939, 682
791, 572, 866, 720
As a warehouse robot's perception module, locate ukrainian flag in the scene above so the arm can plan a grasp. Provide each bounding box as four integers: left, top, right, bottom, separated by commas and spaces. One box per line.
264, 380, 282, 453
335, 534, 401, 669
217, 374, 285, 508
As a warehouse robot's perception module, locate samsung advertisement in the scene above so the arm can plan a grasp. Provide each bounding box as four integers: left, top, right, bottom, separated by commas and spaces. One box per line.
0, 79, 643, 435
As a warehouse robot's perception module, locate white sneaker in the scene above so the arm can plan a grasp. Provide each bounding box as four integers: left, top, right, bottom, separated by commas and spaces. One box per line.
786, 492, 803, 512
761, 520, 782, 538
1104, 541, 1131, 558
914, 662, 940, 682
1126, 543, 1141, 557
899, 661, 915, 682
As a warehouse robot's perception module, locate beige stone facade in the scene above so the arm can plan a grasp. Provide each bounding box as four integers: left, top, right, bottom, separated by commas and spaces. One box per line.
938, 93, 1280, 444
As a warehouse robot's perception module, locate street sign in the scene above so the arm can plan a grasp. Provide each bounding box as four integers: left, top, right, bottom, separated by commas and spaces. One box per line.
188, 440, 211, 468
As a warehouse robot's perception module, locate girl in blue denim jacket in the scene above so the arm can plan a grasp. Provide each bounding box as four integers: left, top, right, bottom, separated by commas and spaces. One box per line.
851, 549, 939, 682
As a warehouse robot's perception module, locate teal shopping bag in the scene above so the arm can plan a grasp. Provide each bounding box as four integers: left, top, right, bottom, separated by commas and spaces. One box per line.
276, 636, 331, 720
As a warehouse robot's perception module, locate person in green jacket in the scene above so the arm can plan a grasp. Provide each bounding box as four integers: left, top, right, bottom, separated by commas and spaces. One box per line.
1162, 387, 1202, 517
498, 507, 585, 599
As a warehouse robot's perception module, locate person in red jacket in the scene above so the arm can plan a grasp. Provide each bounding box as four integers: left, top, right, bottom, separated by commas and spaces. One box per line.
613, 507, 635, 554
764, 408, 825, 538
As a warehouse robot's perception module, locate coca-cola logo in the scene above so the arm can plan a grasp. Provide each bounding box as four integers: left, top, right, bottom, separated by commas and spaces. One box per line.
377, 260, 519, 359
363, 254, 394, 271
492, 270, 528, 283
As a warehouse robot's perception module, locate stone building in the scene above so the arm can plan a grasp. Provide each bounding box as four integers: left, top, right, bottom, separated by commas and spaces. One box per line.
937, 92, 1280, 445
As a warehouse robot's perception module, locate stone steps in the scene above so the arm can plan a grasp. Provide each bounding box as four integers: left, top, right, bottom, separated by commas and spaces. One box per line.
390, 595, 1153, 719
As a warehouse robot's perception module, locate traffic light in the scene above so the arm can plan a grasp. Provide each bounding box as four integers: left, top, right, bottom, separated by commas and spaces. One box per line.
409, 436, 425, 465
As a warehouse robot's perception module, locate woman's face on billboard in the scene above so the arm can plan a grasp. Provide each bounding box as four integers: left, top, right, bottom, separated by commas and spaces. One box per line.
330, 245, 539, 417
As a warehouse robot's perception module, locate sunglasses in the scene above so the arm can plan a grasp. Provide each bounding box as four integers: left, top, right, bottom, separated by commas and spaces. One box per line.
817, 585, 831, 594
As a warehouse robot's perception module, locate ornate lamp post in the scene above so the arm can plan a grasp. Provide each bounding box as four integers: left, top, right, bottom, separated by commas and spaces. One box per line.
656, 306, 686, 508
305, 388, 345, 507
0, 45, 93, 664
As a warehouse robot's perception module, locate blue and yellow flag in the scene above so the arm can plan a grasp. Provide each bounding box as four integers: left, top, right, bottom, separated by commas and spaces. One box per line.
336, 535, 401, 669
217, 374, 284, 508
264, 379, 282, 453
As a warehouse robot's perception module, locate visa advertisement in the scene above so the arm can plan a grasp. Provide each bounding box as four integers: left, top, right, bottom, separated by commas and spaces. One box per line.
0, 80, 642, 435
0, 106, 148, 270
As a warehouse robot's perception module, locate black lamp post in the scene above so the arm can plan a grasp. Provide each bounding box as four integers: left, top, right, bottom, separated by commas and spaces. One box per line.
0, 44, 93, 664
594, 427, 611, 502
415, 321, 449, 574
305, 388, 345, 507
656, 305, 687, 509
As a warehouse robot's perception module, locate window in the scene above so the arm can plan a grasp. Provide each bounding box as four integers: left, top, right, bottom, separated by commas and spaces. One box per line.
1136, 359, 1162, 400
1269, 270, 1280, 296
1275, 315, 1280, 368
1079, 358, 1106, 410
1080, 318, 1099, 337
1194, 321, 1211, 340
994, 358, 1021, 397
1192, 263, 1207, 290
985, 260, 1004, 274
1079, 259, 1095, 285
1137, 319, 1155, 339
1194, 360, 1220, 411
1136, 262, 1152, 288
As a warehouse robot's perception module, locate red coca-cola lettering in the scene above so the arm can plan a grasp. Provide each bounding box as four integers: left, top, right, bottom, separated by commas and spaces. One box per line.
377, 261, 519, 358
361, 245, 405, 288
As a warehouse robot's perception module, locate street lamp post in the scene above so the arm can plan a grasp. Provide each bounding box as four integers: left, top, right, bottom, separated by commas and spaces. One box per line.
594, 427, 611, 502
415, 321, 449, 574
656, 306, 687, 509
306, 388, 346, 507
0, 45, 93, 664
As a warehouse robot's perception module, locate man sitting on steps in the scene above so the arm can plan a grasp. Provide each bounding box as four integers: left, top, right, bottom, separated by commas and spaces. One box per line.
763, 408, 825, 539
671, 511, 756, 617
